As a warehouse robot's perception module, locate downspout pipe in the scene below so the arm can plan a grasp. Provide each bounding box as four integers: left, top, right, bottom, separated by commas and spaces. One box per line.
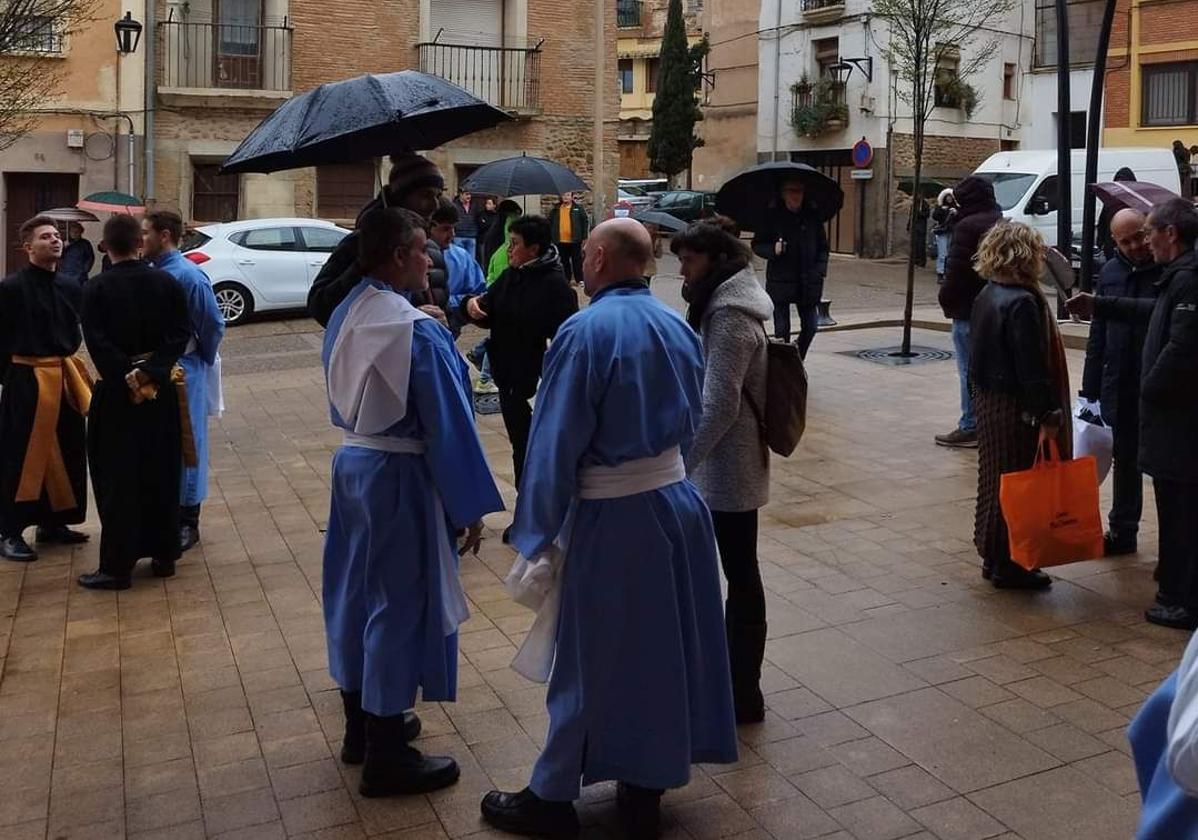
771, 0, 782, 159
144, 0, 156, 202
1079, 0, 1117, 292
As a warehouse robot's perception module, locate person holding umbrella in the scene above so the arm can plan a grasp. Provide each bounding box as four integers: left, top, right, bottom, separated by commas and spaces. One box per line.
749, 178, 830, 358
307, 153, 450, 327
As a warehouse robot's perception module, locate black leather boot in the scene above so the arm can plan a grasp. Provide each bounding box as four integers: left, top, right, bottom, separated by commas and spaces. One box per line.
36, 525, 89, 544
991, 561, 1052, 591
340, 691, 366, 764
617, 782, 663, 840
726, 618, 767, 724
359, 712, 458, 797
480, 787, 580, 837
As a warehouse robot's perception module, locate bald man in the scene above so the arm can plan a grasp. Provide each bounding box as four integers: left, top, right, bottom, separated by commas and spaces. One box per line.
481, 218, 737, 839
1071, 208, 1162, 557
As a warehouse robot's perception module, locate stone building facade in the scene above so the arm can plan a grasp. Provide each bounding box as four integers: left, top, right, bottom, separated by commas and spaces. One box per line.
149, 0, 618, 225
691, 0, 759, 193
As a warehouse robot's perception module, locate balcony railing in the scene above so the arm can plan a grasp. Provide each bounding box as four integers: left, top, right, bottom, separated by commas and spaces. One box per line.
159, 20, 292, 92
417, 41, 542, 113
617, 0, 643, 28
800, 0, 846, 18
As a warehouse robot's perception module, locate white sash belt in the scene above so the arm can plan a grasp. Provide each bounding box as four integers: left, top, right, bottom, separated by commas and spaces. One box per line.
506, 446, 685, 682
340, 432, 468, 635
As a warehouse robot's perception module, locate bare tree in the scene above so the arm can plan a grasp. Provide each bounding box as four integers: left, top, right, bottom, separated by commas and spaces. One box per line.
872, 0, 1014, 355
0, 0, 97, 151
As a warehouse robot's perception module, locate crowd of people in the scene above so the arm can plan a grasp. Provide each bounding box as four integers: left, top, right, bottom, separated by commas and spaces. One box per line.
0, 209, 224, 589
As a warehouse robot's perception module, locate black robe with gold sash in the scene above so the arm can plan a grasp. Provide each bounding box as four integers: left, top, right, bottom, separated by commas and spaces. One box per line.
0, 264, 88, 536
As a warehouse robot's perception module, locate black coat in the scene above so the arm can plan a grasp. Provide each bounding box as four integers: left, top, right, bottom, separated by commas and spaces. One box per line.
750, 206, 830, 308
969, 282, 1059, 422
82, 260, 192, 570
1137, 249, 1198, 483
460, 246, 578, 399
939, 177, 1003, 320
1080, 253, 1161, 429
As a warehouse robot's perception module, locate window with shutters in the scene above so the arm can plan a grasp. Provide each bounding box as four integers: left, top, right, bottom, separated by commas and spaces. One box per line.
317, 162, 377, 221
1142, 62, 1198, 127
192, 163, 240, 223
428, 0, 503, 47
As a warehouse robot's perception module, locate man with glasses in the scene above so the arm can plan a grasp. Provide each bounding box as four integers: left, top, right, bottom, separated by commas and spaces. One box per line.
1075, 209, 1160, 558
1069, 198, 1198, 629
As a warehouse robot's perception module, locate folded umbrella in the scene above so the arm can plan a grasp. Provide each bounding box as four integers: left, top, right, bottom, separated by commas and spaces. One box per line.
77, 191, 145, 214
716, 162, 844, 230
632, 209, 687, 232
1092, 180, 1178, 215
222, 71, 512, 175
460, 155, 588, 198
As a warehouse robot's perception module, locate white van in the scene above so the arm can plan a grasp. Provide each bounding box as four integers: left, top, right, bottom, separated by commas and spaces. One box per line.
970, 148, 1181, 239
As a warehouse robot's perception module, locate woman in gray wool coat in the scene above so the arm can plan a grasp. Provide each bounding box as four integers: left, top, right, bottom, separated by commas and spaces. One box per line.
672, 218, 773, 724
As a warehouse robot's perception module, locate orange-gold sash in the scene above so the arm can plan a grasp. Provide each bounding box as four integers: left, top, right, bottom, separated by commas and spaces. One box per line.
12, 355, 93, 511
128, 357, 197, 468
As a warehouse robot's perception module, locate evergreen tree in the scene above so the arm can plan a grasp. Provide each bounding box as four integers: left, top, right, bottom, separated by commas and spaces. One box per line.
647, 0, 707, 180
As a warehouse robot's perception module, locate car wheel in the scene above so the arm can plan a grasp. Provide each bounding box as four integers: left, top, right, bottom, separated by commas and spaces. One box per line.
213, 282, 254, 326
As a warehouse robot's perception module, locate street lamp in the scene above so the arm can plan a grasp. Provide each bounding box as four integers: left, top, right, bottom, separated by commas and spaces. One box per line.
114, 12, 142, 55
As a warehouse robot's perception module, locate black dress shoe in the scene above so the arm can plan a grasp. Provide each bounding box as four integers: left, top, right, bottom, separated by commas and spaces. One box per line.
1145, 603, 1198, 630
36, 525, 89, 544
77, 571, 132, 591
1103, 531, 1137, 557
0, 535, 37, 562
179, 526, 199, 553
481, 788, 580, 838
991, 566, 1052, 591
151, 558, 177, 578
617, 782, 663, 840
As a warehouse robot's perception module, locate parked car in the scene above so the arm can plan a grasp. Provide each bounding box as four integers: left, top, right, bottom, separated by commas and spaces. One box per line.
651, 190, 717, 223
618, 188, 655, 210
182, 218, 350, 325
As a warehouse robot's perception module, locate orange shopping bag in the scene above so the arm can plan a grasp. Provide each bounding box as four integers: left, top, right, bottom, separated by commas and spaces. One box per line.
999, 430, 1105, 571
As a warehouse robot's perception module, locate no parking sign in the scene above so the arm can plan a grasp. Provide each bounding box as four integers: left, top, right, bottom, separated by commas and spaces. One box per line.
851, 137, 873, 169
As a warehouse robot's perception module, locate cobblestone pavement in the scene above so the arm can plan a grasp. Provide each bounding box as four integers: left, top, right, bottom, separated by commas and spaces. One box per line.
0, 265, 1171, 839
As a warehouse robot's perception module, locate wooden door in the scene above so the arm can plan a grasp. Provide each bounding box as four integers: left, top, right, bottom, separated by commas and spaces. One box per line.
5, 172, 79, 274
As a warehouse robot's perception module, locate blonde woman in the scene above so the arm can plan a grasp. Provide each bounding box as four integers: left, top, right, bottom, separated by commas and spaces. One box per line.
969, 221, 1072, 590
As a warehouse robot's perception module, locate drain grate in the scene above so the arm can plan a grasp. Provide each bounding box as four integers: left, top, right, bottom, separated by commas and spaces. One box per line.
843, 346, 955, 366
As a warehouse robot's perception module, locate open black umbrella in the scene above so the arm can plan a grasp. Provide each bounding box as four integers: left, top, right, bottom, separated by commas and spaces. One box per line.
459, 155, 588, 197
221, 71, 512, 174
632, 209, 687, 233
716, 162, 844, 230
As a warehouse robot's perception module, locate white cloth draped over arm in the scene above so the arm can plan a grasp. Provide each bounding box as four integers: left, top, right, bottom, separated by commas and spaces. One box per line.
327, 286, 429, 434
1165, 630, 1198, 794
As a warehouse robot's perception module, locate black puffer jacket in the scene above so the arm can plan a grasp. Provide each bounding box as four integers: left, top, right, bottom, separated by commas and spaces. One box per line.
750, 206, 830, 308
1138, 249, 1198, 482
305, 195, 448, 327
939, 177, 1003, 320
1080, 252, 1161, 429
460, 245, 578, 399
969, 282, 1060, 422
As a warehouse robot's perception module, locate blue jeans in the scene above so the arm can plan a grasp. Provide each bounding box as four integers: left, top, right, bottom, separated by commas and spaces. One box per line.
456, 237, 477, 261
472, 337, 492, 384
934, 232, 951, 275
773, 302, 819, 359
951, 319, 976, 432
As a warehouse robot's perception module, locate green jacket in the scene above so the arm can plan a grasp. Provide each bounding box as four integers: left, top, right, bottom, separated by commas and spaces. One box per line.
486, 214, 517, 285
549, 203, 590, 244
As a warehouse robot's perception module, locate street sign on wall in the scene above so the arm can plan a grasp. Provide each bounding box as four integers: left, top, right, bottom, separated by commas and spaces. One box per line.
851, 137, 874, 169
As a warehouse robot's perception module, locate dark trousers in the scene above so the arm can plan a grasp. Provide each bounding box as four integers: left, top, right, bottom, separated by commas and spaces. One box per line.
498, 388, 533, 490
1109, 418, 1143, 540
711, 509, 765, 625
774, 302, 819, 359
558, 243, 583, 284
1154, 478, 1198, 609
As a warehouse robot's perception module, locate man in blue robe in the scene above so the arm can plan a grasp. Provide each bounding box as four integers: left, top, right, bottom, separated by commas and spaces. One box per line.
481, 218, 737, 838
322, 207, 503, 797
142, 209, 225, 553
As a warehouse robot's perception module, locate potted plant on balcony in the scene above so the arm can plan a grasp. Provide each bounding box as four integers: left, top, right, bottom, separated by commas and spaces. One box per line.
790, 76, 849, 138
934, 71, 979, 118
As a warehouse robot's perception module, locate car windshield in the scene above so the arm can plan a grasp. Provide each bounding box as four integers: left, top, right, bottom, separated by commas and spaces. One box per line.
181, 230, 211, 251
971, 172, 1038, 211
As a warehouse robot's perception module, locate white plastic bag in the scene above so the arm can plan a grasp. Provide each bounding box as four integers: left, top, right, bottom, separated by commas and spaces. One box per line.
1073, 398, 1113, 485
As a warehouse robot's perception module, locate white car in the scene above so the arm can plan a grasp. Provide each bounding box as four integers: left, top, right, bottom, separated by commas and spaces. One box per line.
182, 218, 351, 325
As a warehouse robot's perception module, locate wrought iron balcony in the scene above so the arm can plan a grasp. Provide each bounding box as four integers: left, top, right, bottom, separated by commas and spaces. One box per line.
800, 0, 846, 20
159, 20, 292, 92
618, 0, 643, 28
417, 40, 543, 114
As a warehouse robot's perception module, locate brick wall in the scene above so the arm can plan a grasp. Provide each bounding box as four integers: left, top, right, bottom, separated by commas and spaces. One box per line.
1138, 1, 1198, 47
890, 134, 1001, 175
1106, 66, 1132, 128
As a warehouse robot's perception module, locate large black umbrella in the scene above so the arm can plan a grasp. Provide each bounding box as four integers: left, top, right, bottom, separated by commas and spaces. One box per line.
716, 162, 844, 229
221, 71, 512, 174
459, 155, 588, 197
